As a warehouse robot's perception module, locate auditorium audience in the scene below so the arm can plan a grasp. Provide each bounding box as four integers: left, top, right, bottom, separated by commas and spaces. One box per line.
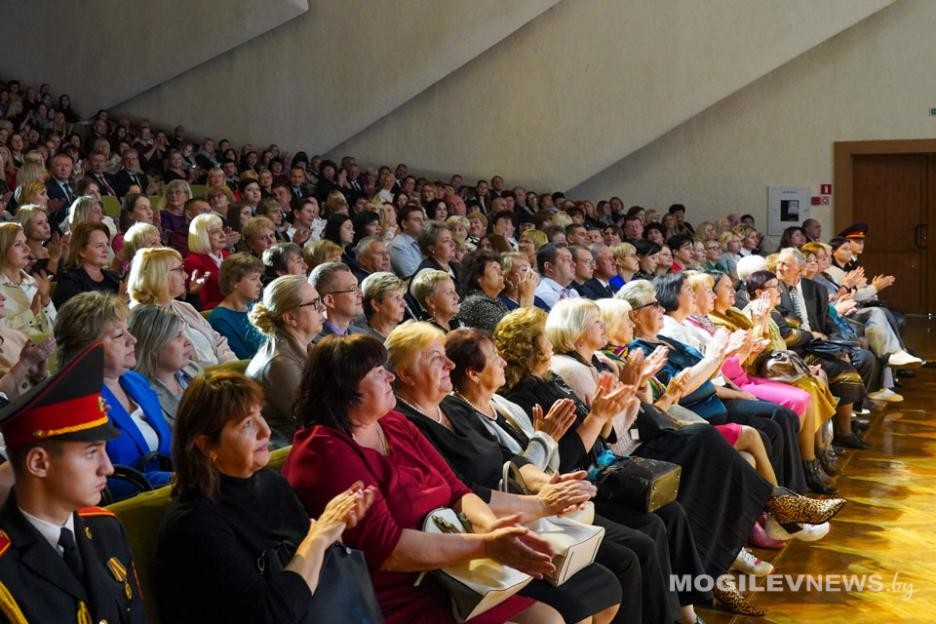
0, 75, 913, 621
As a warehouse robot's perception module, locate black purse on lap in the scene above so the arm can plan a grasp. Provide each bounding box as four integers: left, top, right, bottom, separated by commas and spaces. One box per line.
259, 542, 384, 623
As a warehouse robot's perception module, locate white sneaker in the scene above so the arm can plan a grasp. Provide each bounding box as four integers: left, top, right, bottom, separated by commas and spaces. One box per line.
868, 388, 904, 403
731, 548, 774, 576
887, 350, 923, 369
765, 517, 831, 542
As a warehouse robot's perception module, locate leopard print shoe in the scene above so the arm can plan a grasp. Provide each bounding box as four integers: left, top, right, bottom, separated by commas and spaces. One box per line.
766, 493, 847, 525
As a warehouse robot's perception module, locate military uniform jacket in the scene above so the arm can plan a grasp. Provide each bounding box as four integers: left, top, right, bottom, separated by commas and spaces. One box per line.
0, 494, 145, 624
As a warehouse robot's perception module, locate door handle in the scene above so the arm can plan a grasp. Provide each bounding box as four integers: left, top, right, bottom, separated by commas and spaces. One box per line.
915, 224, 928, 249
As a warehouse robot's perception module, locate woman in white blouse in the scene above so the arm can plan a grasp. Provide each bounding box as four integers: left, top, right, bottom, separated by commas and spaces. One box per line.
0, 223, 55, 339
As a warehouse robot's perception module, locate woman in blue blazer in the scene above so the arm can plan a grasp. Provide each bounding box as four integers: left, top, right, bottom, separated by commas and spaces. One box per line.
54, 291, 173, 501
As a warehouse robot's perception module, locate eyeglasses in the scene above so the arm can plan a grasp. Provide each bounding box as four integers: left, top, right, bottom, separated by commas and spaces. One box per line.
631, 300, 662, 311
168, 265, 186, 274
298, 297, 324, 311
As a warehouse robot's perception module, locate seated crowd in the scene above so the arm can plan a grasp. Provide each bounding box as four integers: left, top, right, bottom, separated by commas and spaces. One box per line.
0, 76, 923, 624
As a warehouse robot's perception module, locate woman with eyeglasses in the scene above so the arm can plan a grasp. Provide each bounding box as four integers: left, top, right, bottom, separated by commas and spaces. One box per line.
246, 275, 324, 447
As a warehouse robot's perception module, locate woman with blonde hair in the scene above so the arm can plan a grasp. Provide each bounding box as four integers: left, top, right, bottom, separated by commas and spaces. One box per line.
183, 213, 230, 310
54, 291, 172, 501
411, 269, 462, 331
12, 179, 47, 210
302, 239, 341, 272
609, 242, 639, 291
377, 201, 397, 241
15, 204, 63, 275
0, 222, 54, 338
128, 246, 236, 367
322, 191, 349, 218
360, 271, 407, 341
246, 274, 324, 446
112, 222, 160, 274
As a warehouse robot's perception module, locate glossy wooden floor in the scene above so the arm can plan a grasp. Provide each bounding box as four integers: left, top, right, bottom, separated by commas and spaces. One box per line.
697, 317, 936, 624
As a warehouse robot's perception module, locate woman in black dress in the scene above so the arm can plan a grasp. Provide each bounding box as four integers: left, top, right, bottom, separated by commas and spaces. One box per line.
156, 371, 379, 624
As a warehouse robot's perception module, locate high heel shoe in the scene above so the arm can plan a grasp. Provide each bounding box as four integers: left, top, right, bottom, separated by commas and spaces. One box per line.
713, 575, 765, 616
766, 491, 847, 525
804, 459, 838, 495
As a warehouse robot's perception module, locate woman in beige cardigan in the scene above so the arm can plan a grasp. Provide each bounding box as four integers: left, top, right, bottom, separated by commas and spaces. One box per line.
246, 274, 324, 447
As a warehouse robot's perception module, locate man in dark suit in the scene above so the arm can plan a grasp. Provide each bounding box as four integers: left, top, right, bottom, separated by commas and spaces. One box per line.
570, 244, 610, 299
581, 243, 617, 299
775, 247, 878, 449
85, 151, 119, 196
45, 152, 75, 227
0, 344, 145, 623
113, 149, 149, 198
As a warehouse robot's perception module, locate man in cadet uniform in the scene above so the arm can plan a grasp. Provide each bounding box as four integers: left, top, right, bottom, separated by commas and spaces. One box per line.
0, 343, 145, 623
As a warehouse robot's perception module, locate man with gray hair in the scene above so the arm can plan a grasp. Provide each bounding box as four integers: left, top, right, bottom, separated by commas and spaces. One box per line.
774, 247, 879, 449
308, 262, 367, 344
352, 236, 391, 283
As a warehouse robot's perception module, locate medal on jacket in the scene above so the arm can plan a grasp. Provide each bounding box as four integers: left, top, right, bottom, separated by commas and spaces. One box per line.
76, 600, 92, 624
107, 556, 133, 600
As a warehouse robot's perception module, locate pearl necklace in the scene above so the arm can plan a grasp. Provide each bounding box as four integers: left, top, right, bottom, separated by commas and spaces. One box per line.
397, 394, 444, 424
453, 391, 496, 420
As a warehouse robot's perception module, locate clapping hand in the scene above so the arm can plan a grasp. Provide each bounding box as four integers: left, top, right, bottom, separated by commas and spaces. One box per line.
308, 481, 377, 544
871, 274, 895, 292
659, 369, 691, 405
188, 269, 208, 295
537, 471, 596, 516
482, 514, 556, 579
533, 399, 577, 440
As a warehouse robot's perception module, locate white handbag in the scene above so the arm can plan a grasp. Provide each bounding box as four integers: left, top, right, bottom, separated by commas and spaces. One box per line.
500, 461, 605, 586
420, 508, 532, 623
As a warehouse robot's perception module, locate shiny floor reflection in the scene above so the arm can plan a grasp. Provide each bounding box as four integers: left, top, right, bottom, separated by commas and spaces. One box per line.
697, 318, 935, 623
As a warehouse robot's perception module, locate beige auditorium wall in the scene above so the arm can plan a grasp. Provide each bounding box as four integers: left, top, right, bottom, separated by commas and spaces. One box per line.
571, 0, 935, 243
0, 0, 306, 112
115, 0, 559, 155
329, 0, 891, 190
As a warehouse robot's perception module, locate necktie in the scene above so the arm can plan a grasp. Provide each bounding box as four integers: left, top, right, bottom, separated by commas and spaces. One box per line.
788, 286, 812, 332
97, 174, 116, 196
59, 527, 84, 581
61, 181, 73, 203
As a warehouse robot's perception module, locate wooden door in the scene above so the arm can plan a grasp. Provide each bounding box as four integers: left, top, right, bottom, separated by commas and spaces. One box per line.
851, 154, 929, 314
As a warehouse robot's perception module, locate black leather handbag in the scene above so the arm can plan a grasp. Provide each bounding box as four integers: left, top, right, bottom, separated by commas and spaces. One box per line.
593, 456, 682, 513
259, 542, 384, 623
